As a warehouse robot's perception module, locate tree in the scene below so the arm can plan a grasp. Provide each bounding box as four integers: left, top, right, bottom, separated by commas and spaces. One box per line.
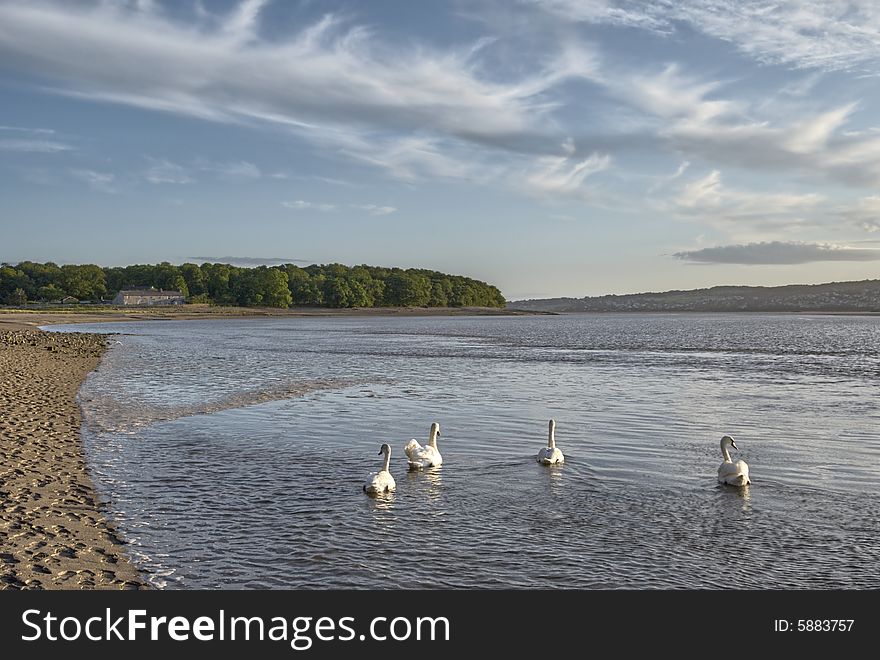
0, 260, 506, 309
384, 272, 431, 306
180, 263, 206, 297
37, 284, 65, 301
203, 263, 234, 304
60, 264, 107, 301
5, 287, 27, 306
257, 268, 292, 308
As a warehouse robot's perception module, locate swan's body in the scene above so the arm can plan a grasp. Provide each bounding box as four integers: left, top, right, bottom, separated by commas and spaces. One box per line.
404, 422, 442, 469
364, 443, 396, 494
537, 419, 565, 465
717, 435, 750, 486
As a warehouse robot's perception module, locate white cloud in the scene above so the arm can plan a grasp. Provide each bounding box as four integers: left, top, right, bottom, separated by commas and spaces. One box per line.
647, 160, 690, 193
190, 255, 310, 265
594, 63, 880, 187
0, 138, 73, 153
196, 159, 261, 180
0, 125, 72, 153
0, 2, 593, 150
351, 204, 397, 216
526, 1, 880, 74
668, 170, 824, 238
0, 125, 55, 134
282, 200, 397, 215
282, 200, 336, 212
837, 195, 880, 233
70, 168, 116, 193
674, 241, 880, 265
144, 157, 194, 184
526, 144, 610, 196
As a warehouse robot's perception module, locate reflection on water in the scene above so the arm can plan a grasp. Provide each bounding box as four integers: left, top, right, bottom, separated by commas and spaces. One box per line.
49, 313, 880, 589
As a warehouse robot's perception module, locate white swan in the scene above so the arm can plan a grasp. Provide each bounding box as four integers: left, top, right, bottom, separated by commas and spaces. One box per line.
363, 443, 396, 494
404, 422, 442, 469
537, 419, 565, 465
717, 435, 751, 486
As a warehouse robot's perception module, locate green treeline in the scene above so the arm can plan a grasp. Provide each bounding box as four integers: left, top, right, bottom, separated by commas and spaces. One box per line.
0, 261, 506, 309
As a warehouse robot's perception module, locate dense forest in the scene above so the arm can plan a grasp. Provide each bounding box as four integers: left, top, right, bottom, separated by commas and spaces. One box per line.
0, 261, 506, 309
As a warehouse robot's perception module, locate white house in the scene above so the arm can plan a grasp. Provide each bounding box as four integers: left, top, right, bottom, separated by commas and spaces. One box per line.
112, 287, 185, 306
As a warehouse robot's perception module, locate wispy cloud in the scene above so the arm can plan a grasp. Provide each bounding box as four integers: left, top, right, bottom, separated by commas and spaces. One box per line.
668, 170, 824, 238
525, 1, 880, 73
837, 195, 880, 233
526, 141, 611, 197
674, 241, 880, 265
196, 159, 261, 181
190, 255, 310, 265
647, 160, 690, 193
144, 157, 194, 184
0, 125, 72, 152
282, 200, 336, 212
350, 204, 397, 216
0, 2, 592, 151
70, 168, 115, 193
0, 138, 73, 153
0, 125, 55, 134
269, 172, 358, 187
282, 200, 397, 215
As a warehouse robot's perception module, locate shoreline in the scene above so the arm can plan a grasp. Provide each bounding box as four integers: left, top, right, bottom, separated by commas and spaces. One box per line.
0, 304, 546, 330
0, 329, 146, 589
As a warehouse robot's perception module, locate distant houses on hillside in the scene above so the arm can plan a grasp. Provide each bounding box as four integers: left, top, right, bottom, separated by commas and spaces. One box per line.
512, 279, 880, 313
112, 286, 185, 306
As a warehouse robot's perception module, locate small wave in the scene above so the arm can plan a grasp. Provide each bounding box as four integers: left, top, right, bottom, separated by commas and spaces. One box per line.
80, 378, 378, 434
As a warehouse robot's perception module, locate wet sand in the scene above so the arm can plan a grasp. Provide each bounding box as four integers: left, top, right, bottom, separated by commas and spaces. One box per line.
0, 304, 540, 331
0, 329, 146, 589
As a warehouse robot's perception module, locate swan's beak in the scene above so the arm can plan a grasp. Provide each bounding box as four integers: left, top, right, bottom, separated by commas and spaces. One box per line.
378, 449, 383, 455
731, 440, 738, 450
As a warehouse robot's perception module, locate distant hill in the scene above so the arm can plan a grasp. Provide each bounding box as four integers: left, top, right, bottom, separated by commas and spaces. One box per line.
510, 279, 880, 313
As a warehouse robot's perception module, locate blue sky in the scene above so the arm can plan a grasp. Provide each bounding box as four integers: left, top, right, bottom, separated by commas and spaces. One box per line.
3, 1, 880, 299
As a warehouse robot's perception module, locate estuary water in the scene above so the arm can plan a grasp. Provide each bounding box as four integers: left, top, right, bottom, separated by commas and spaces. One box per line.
49, 313, 880, 589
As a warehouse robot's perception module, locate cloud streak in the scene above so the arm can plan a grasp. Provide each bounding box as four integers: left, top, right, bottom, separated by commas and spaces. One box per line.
0, 126, 72, 153
282, 200, 336, 212
0, 2, 590, 150
674, 241, 880, 265
190, 255, 310, 265
144, 158, 194, 184
70, 168, 115, 193
282, 200, 398, 215
667, 169, 823, 238
526, 1, 880, 73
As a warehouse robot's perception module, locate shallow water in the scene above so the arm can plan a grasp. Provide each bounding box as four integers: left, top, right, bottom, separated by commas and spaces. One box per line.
49, 313, 880, 589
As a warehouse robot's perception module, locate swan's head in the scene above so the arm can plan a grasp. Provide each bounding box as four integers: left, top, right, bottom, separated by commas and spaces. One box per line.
721, 435, 738, 451
430, 422, 440, 436
549, 419, 556, 432
378, 443, 392, 455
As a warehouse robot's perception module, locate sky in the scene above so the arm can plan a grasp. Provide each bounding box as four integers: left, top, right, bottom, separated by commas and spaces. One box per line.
2, 1, 880, 299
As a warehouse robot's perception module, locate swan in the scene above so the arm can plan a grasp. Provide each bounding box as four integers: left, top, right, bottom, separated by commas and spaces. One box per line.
404, 422, 442, 469
363, 443, 396, 494
537, 419, 565, 465
717, 435, 751, 486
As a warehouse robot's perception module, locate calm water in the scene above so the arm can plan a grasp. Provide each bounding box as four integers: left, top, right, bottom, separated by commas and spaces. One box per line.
49, 314, 880, 589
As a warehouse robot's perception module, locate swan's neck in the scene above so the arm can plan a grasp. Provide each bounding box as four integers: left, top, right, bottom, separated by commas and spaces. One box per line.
382, 451, 391, 472
428, 429, 439, 449
721, 445, 732, 462
548, 427, 556, 449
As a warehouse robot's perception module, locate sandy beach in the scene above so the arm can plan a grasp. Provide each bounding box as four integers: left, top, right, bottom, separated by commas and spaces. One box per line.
0, 304, 541, 332
0, 329, 145, 589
